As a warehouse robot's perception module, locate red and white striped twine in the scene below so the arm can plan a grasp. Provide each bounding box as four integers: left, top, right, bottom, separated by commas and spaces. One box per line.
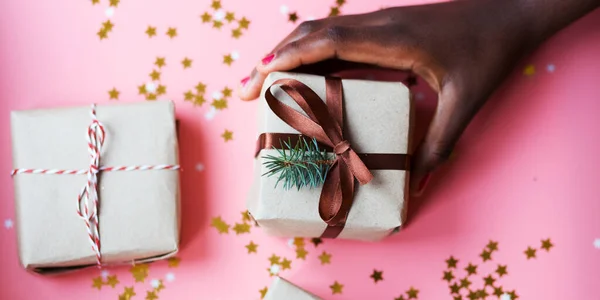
10, 104, 180, 267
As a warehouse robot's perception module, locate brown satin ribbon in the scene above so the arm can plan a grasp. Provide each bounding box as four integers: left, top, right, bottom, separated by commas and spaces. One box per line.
258, 77, 409, 239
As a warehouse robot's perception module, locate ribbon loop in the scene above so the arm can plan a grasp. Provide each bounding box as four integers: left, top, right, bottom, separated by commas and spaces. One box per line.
333, 140, 351, 155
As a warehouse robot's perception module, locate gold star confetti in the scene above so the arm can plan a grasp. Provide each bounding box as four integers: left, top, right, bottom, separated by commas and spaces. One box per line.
487, 240, 499, 252
195, 82, 206, 94
108, 88, 120, 100
336, 0, 346, 5
508, 290, 519, 299
155, 57, 166, 68
449, 283, 461, 294
149, 70, 161, 81
166, 27, 177, 39
452, 297, 461, 300
231, 28, 242, 39
259, 287, 268, 299
524, 246, 537, 259
370, 269, 383, 283
280, 258, 292, 270
459, 277, 471, 288
212, 99, 228, 110
145, 26, 157, 38
146, 93, 157, 101
311, 238, 323, 247
443, 270, 454, 282
329, 7, 340, 17
467, 290, 478, 300
241, 210, 251, 222
130, 264, 149, 282
222, 130, 233, 142
118, 293, 130, 300
92, 276, 104, 290
184, 91, 195, 101
493, 286, 504, 297
318, 251, 331, 265
124, 286, 136, 298
446, 256, 458, 269
109, 0, 120, 7
213, 20, 224, 29
288, 12, 298, 23
181, 57, 192, 69
233, 222, 251, 234
541, 238, 554, 251
268, 254, 280, 265
293, 237, 305, 247
154, 280, 165, 292
138, 84, 147, 95
211, 0, 222, 10
156, 85, 166, 95
91, 0, 100, 5
102, 20, 114, 32
222, 86, 233, 98
483, 274, 496, 286
223, 54, 234, 66
167, 257, 180, 268
296, 247, 308, 260
394, 296, 406, 300
225, 12, 235, 22
523, 64, 535, 76
201, 12, 212, 23
464, 263, 477, 275
194, 95, 206, 106
496, 264, 508, 277
330, 281, 343, 294
97, 28, 108, 40
238, 17, 250, 29
106, 275, 119, 288
480, 249, 492, 262
245, 241, 258, 254
145, 291, 158, 300
211, 216, 230, 234
406, 287, 419, 299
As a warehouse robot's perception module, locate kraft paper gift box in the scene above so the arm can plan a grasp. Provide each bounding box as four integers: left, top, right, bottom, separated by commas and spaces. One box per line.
264, 277, 321, 300
10, 101, 180, 273
247, 72, 413, 241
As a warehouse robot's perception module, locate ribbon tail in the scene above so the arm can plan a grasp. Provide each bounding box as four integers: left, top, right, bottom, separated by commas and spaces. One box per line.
342, 150, 373, 185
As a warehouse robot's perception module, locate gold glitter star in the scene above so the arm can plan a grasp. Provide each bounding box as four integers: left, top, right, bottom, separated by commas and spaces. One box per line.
149, 70, 161, 81
318, 251, 331, 265
336, 0, 346, 5
449, 283, 461, 294
193, 95, 206, 106
223, 54, 233, 66
97, 28, 108, 40
493, 286, 504, 297
280, 258, 292, 270
181, 57, 192, 69
91, 0, 100, 5
213, 20, 223, 29
156, 85, 166, 95
145, 26, 156, 38
201, 12, 212, 23
245, 241, 258, 254
195, 82, 206, 93
211, 216, 230, 234
222, 130, 233, 142
483, 274, 496, 286
453, 296, 462, 300
268, 254, 280, 265
370, 269, 383, 283
222, 86, 233, 98
146, 93, 157, 101
293, 237, 305, 248
212, 99, 228, 110
525, 246, 537, 259
480, 249, 492, 262
406, 287, 419, 299
106, 275, 119, 288
329, 7, 340, 17
443, 271, 454, 282
459, 277, 471, 288
166, 27, 177, 38
108, 88, 119, 100
138, 84, 147, 95
541, 238, 554, 251
496, 264, 508, 277
92, 276, 104, 290
130, 265, 149, 282
184, 91, 194, 101
296, 247, 308, 260
487, 240, 499, 252
124, 286, 136, 297
109, 0, 120, 7
311, 238, 323, 247
102, 20, 114, 32
154, 280, 165, 292
288, 12, 298, 23
211, 0, 221, 10
259, 287, 268, 299
155, 57, 166, 68
330, 281, 343, 294
233, 222, 251, 234
508, 290, 519, 299
464, 263, 477, 275
225, 12, 235, 22
167, 257, 180, 268
523, 64, 535, 76
446, 256, 459, 269
394, 296, 405, 300
241, 210, 251, 222
238, 17, 250, 29
118, 294, 130, 300
231, 28, 242, 39
145, 291, 158, 300
467, 290, 478, 300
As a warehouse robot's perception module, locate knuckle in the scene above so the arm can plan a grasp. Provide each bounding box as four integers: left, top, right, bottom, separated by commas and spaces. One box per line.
325, 25, 347, 43
297, 20, 317, 34
426, 142, 453, 167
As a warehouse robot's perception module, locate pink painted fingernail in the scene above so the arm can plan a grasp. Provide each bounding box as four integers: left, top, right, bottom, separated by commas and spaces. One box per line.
261, 54, 275, 65
241, 76, 250, 87
417, 173, 431, 194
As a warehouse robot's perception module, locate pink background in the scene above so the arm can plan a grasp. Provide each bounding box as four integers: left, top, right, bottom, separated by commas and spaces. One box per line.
1, 0, 599, 299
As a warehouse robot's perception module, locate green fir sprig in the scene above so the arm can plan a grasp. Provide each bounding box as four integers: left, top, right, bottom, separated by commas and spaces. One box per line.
262, 137, 335, 190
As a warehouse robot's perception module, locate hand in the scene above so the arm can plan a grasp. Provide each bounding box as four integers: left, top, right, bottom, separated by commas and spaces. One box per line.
239, 0, 599, 196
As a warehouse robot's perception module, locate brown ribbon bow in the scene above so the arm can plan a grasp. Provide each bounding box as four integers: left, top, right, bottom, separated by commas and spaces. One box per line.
257, 77, 409, 238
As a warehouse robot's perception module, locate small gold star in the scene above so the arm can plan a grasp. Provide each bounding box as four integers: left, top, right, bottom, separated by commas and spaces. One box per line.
496, 264, 508, 277
102, 20, 114, 32
453, 296, 462, 300
241, 210, 251, 222
223, 54, 233, 66
166, 27, 177, 38
318, 251, 331, 265
149, 70, 161, 81
480, 249, 492, 262
119, 293, 130, 300
336, 0, 346, 5
459, 277, 471, 288
109, 0, 120, 7
442, 271, 454, 282
467, 290, 478, 300
156, 85, 166, 95
210, 216, 230, 234
493, 286, 504, 297
296, 247, 308, 260
108, 88, 119, 100
525, 246, 537, 259
92, 276, 104, 290
213, 20, 223, 29
193, 95, 206, 106
145, 290, 158, 300
221, 86, 232, 98
138, 84, 147, 95
184, 91, 194, 101
311, 238, 323, 247
201, 12, 212, 23
195, 82, 206, 93
225, 12, 235, 22
483, 274, 496, 286
370, 269, 383, 283
167, 257, 180, 268
211, 0, 221, 10
245, 241, 258, 254
222, 130, 233, 142
329, 7, 340, 17
91, 0, 100, 5
288, 12, 298, 23
464, 263, 477, 275
259, 287, 268, 299
154, 280, 165, 292
155, 57, 166, 68
330, 281, 343, 294
487, 240, 499, 252
231, 28, 242, 38
146, 93, 157, 101
145, 26, 157, 38
541, 238, 554, 251
508, 290, 519, 299
124, 286, 136, 297
394, 296, 405, 300
181, 57, 193, 69
212, 99, 228, 110
106, 275, 119, 288
97, 28, 108, 40
238, 17, 250, 29
293, 237, 305, 247
233, 222, 251, 234
130, 265, 149, 282
446, 256, 458, 269
449, 283, 461, 294
406, 287, 419, 299
523, 64, 536, 76
268, 254, 280, 265
280, 258, 292, 270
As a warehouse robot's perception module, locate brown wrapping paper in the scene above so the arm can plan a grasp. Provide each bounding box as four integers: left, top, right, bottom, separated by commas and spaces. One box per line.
11, 101, 180, 273
264, 277, 321, 300
247, 72, 412, 241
